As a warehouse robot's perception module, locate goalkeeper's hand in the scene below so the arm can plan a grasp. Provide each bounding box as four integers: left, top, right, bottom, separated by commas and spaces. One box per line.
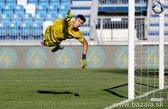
66, 9, 72, 21
80, 54, 87, 68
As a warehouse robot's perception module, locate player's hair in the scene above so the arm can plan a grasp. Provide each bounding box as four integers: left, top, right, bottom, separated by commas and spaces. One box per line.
76, 14, 86, 22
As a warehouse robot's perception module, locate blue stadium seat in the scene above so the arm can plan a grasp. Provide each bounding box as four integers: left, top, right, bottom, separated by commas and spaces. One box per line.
45, 13, 55, 23
59, 3, 70, 13
32, 21, 42, 39
61, 0, 71, 5
20, 21, 32, 39
28, 0, 38, 6
0, 1, 4, 9
11, 13, 23, 26
50, 0, 60, 5
34, 12, 45, 25
0, 21, 8, 39
0, 3, 3, 14
59, 3, 70, 10
9, 21, 19, 40
48, 3, 59, 14
39, 0, 49, 5
14, 5, 24, 15
3, 4, 14, 14
36, 3, 48, 15
6, 0, 16, 8
56, 11, 66, 20
23, 13, 33, 24
1, 12, 11, 23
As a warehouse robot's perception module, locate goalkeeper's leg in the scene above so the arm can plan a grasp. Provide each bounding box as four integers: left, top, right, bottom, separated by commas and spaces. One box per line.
51, 45, 64, 52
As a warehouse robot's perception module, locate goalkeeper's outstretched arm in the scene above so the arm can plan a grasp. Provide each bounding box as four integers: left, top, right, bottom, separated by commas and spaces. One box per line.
82, 38, 88, 55
80, 38, 88, 68
64, 9, 72, 22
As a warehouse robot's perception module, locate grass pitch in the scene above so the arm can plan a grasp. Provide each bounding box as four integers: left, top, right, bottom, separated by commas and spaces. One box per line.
0, 69, 167, 109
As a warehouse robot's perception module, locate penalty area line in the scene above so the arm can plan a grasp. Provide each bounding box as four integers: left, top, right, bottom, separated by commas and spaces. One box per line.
104, 86, 168, 109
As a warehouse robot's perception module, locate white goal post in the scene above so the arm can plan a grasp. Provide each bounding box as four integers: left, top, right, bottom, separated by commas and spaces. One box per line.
128, 0, 135, 100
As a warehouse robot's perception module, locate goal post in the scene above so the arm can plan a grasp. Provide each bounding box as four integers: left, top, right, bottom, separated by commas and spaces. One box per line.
128, 0, 135, 100
159, 0, 164, 90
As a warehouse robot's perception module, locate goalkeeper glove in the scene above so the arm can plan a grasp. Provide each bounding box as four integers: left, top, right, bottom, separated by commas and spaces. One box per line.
66, 9, 72, 21
80, 54, 87, 68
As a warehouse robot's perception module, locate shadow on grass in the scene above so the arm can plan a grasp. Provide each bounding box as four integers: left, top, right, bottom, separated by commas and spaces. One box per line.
37, 90, 80, 96
103, 83, 128, 98
95, 69, 128, 75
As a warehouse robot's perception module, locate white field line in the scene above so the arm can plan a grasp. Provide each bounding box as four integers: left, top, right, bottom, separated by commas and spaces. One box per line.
104, 86, 168, 109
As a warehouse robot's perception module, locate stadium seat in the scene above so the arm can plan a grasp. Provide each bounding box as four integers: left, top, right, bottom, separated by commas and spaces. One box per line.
17, 0, 27, 8
39, 0, 49, 5
3, 4, 14, 14
32, 21, 42, 39
6, 0, 16, 8
25, 3, 36, 17
34, 12, 45, 25
59, 3, 70, 13
48, 3, 59, 14
43, 21, 53, 35
61, 0, 71, 5
0, 21, 8, 39
0, 1, 4, 9
9, 21, 19, 40
56, 11, 66, 20
1, 12, 11, 23
45, 13, 55, 23
59, 3, 70, 10
36, 3, 48, 15
23, 13, 33, 24
11, 13, 23, 26
20, 21, 32, 39
14, 5, 24, 15
50, 0, 60, 5
28, 0, 38, 6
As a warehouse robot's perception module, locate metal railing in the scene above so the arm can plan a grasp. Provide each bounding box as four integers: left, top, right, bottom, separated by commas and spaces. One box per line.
99, 0, 148, 4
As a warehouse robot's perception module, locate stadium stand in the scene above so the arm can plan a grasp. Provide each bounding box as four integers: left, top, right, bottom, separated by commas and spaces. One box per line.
1, 12, 11, 23
9, 21, 19, 40
2, 0, 166, 45
39, 0, 49, 5
48, 3, 59, 14
28, 0, 38, 6
50, 0, 60, 5
25, 3, 36, 17
3, 4, 14, 14
20, 21, 32, 39
36, 3, 48, 15
17, 0, 27, 8
34, 12, 45, 25
45, 13, 55, 23
32, 21, 43, 40
0, 21, 8, 39
23, 13, 33, 24
14, 4, 24, 15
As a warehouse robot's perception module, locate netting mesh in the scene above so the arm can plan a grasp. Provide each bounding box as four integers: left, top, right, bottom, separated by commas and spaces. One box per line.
134, 0, 168, 100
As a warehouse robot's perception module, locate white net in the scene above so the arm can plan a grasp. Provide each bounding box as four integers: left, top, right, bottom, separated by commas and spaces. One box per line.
134, 0, 168, 100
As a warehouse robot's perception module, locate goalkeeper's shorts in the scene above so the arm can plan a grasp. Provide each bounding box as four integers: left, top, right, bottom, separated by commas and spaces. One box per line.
44, 25, 60, 46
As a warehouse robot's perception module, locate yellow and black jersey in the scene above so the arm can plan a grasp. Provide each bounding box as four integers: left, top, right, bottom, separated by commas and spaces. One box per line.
44, 19, 84, 46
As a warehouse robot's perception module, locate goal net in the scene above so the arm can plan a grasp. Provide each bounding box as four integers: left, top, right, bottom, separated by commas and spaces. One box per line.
129, 0, 168, 100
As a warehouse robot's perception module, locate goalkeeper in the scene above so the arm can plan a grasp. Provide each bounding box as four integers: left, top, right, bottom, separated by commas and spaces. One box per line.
41, 10, 88, 68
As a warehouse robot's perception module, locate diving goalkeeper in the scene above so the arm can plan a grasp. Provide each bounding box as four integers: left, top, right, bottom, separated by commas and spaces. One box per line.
41, 10, 88, 68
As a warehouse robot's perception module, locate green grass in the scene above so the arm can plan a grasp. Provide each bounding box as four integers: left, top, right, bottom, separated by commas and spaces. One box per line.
0, 69, 167, 109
